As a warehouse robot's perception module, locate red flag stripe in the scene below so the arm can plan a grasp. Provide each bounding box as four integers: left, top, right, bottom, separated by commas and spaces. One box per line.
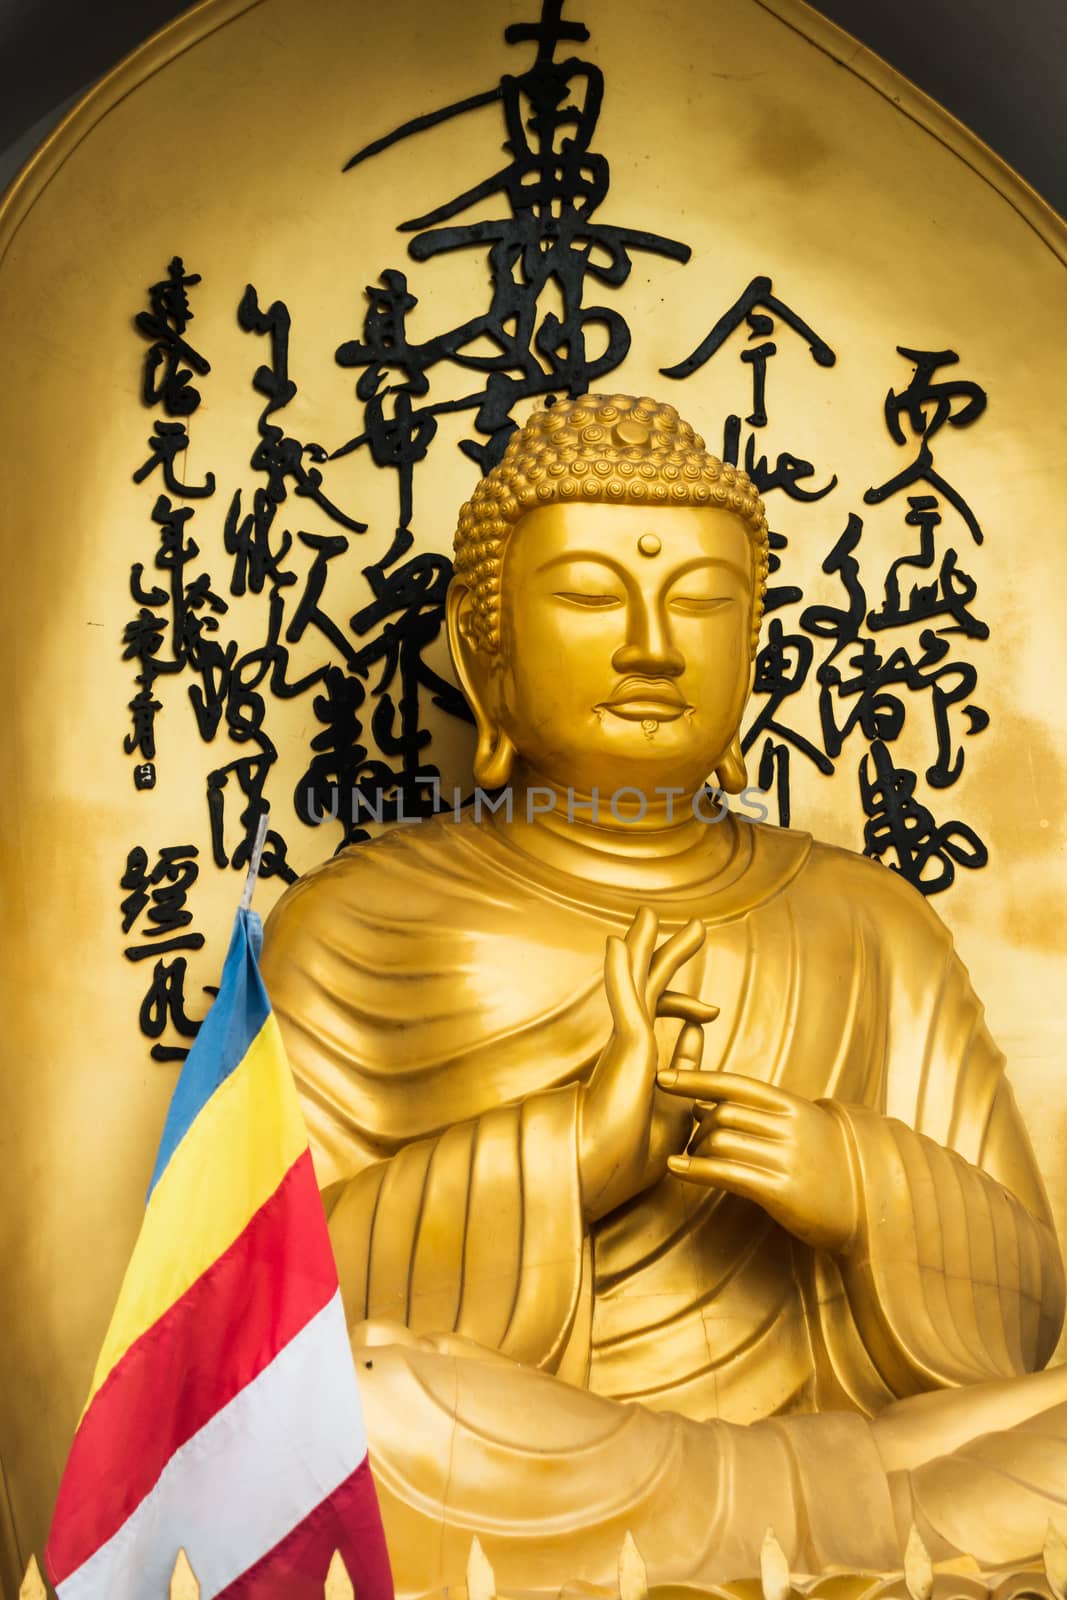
47, 1150, 336, 1584
53, 1296, 366, 1600
216, 1457, 394, 1599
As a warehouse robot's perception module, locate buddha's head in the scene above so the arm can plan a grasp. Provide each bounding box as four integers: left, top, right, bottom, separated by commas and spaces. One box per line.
447, 394, 769, 802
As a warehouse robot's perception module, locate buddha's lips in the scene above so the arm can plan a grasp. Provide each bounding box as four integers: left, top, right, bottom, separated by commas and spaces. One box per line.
600, 677, 690, 721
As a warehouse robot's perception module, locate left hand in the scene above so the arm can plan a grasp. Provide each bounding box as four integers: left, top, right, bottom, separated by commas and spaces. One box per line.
657, 1068, 859, 1253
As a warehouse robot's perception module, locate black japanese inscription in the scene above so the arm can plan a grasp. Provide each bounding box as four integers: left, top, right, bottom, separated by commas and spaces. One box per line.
338, 0, 691, 474
120, 844, 206, 1061
138, 958, 203, 1063
135, 257, 212, 417
663, 295, 990, 890
865, 348, 988, 545
860, 739, 988, 894
133, 422, 216, 499
120, 0, 995, 1065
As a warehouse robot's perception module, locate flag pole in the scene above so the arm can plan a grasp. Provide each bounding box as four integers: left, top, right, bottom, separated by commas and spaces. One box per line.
239, 811, 271, 912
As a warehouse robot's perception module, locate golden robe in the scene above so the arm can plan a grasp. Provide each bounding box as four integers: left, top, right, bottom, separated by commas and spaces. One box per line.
261, 812, 1067, 1589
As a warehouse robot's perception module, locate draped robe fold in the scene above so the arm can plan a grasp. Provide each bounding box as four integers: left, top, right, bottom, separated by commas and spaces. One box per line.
260, 812, 1067, 1590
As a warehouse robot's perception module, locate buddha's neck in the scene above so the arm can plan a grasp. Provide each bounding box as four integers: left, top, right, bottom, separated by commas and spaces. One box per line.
490, 774, 740, 894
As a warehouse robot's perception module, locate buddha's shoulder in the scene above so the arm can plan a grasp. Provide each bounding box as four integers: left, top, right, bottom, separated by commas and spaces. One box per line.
262, 813, 492, 950
745, 818, 953, 937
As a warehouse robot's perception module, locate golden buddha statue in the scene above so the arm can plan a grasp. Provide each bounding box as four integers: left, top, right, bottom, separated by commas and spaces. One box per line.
260, 395, 1067, 1592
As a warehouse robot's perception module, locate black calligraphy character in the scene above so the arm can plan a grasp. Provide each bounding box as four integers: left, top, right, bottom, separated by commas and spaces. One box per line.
743, 617, 833, 782
122, 608, 167, 666
754, 741, 792, 829
800, 514, 868, 662
762, 528, 803, 615
124, 679, 163, 761
743, 605, 835, 827
882, 347, 986, 445
295, 665, 395, 846
237, 283, 297, 411
135, 256, 211, 416
160, 500, 228, 675
349, 546, 473, 812
133, 422, 216, 499
860, 739, 988, 896
187, 635, 237, 742
865, 348, 988, 543
336, 272, 430, 409
334, 272, 441, 528
223, 487, 296, 598
121, 844, 204, 950
286, 533, 360, 667
138, 956, 205, 1061
662, 274, 835, 414
207, 763, 296, 884
867, 496, 989, 640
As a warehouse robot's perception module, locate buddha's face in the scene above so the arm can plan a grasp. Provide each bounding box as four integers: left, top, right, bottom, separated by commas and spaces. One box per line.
453, 500, 755, 801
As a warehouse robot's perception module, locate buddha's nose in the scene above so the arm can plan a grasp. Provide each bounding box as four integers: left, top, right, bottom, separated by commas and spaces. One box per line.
611, 631, 685, 679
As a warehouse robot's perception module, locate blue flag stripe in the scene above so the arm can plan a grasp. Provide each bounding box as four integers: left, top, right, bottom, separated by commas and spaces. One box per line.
146, 908, 271, 1201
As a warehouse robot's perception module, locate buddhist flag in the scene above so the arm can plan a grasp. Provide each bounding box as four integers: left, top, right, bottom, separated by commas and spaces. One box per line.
45, 904, 394, 1600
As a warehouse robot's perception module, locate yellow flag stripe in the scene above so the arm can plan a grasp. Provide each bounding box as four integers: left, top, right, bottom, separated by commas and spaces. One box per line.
84, 1015, 306, 1412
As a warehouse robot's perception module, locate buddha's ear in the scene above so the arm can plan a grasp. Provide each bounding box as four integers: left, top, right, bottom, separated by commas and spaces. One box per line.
713, 654, 758, 795
743, 652, 757, 710
445, 579, 488, 705
446, 580, 516, 788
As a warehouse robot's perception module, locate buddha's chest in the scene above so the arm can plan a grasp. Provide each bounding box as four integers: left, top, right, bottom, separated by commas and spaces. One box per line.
453, 891, 882, 1109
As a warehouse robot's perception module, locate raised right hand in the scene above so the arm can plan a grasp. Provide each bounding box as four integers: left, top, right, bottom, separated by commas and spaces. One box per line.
578, 906, 716, 1222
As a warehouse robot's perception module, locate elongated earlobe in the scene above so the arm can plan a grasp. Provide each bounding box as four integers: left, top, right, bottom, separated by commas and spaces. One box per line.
474, 725, 516, 788
447, 581, 515, 789
714, 736, 748, 795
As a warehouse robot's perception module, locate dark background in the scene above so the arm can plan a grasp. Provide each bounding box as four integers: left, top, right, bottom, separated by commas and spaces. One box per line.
0, 0, 1064, 213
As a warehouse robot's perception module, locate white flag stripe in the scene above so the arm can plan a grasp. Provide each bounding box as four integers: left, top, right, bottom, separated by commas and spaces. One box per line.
59, 1292, 367, 1600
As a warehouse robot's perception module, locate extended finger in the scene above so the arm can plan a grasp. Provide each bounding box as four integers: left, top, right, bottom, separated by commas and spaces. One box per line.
669, 1021, 706, 1075
604, 934, 643, 1029
655, 1066, 720, 1101
656, 1068, 791, 1112
657, 991, 720, 1023
691, 1101, 784, 1139
668, 1153, 787, 1203
646, 917, 705, 1006
624, 906, 659, 986
688, 1127, 788, 1171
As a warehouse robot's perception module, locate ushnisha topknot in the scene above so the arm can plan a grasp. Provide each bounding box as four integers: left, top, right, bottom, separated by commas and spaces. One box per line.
453, 392, 770, 657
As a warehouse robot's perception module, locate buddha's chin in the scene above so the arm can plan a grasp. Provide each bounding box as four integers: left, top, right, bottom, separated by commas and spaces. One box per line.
537, 721, 724, 798
595, 715, 714, 755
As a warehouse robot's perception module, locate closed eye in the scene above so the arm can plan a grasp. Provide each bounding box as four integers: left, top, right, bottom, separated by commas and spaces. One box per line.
553, 592, 624, 609
669, 595, 733, 615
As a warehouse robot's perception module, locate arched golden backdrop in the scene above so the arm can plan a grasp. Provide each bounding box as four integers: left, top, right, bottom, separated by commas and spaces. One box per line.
2, 0, 1067, 1589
